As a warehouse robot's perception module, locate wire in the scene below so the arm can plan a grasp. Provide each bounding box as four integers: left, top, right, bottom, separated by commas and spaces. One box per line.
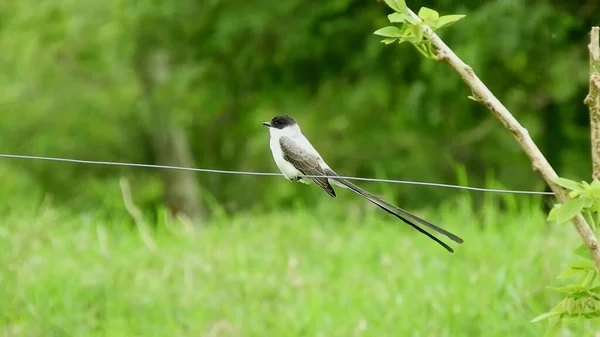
0, 153, 555, 195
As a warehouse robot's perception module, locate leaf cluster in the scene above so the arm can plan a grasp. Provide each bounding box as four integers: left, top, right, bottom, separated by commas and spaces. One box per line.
373, 0, 465, 59
533, 178, 600, 333
548, 178, 600, 230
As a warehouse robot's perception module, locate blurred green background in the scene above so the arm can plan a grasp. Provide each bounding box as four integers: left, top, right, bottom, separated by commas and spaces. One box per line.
1, 0, 599, 335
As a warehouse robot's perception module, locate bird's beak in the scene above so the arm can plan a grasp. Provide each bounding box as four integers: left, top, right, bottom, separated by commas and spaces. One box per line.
262, 122, 271, 127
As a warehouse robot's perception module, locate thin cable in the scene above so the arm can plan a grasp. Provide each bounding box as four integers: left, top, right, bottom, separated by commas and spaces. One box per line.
0, 153, 555, 195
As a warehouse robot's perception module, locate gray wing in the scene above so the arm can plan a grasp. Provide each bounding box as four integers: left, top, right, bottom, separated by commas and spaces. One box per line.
279, 136, 336, 198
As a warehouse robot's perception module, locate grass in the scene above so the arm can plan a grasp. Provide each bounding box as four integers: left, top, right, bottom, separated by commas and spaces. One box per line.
0, 197, 597, 336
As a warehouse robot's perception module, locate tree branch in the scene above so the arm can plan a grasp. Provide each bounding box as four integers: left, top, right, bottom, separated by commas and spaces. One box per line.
585, 27, 600, 180
408, 11, 600, 269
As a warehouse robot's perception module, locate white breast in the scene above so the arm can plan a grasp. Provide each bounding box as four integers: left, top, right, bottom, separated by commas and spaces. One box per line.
269, 134, 302, 180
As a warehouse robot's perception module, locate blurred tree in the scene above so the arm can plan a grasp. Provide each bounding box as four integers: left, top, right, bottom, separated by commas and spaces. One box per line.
132, 1, 207, 222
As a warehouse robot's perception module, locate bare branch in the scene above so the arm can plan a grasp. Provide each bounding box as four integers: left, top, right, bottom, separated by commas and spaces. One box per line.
585, 27, 600, 180
408, 11, 600, 269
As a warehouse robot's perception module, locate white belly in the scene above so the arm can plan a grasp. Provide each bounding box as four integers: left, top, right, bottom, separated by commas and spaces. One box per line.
270, 137, 302, 180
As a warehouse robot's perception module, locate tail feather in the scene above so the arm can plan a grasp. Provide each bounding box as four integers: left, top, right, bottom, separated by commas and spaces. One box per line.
325, 169, 463, 252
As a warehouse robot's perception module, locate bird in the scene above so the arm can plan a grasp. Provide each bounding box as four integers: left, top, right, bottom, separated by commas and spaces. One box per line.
262, 114, 463, 253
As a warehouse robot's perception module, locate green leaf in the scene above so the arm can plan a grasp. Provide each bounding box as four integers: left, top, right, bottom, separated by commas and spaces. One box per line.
547, 205, 559, 222
560, 312, 583, 319
547, 284, 587, 294
567, 259, 596, 271
374, 26, 403, 38
585, 296, 600, 310
567, 290, 596, 299
387, 12, 406, 23
551, 197, 588, 223
403, 34, 418, 44
383, 0, 408, 14
573, 244, 593, 260
589, 180, 600, 198
410, 25, 423, 43
418, 7, 439, 21
587, 286, 600, 294
580, 270, 596, 287
395, 0, 408, 13
399, 22, 412, 35
380, 38, 397, 44
433, 14, 466, 29
555, 177, 584, 192
558, 267, 586, 279
383, 0, 400, 12
583, 311, 600, 318
564, 296, 577, 312
531, 311, 561, 323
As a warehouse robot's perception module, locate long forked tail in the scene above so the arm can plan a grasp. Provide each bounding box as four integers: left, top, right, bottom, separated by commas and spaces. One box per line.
325, 169, 463, 253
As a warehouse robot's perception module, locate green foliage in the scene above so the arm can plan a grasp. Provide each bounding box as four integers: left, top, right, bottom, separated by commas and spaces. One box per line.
383, 0, 408, 14
374, 2, 465, 59
547, 197, 590, 224
535, 178, 600, 332
1, 199, 598, 336
0, 0, 594, 216
548, 178, 600, 229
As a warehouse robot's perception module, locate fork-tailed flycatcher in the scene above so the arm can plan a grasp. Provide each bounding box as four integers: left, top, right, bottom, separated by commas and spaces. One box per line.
262, 115, 463, 253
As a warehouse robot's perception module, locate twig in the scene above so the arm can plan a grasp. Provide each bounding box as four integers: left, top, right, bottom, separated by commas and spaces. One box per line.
585, 27, 600, 180
119, 177, 157, 251
407, 10, 600, 269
